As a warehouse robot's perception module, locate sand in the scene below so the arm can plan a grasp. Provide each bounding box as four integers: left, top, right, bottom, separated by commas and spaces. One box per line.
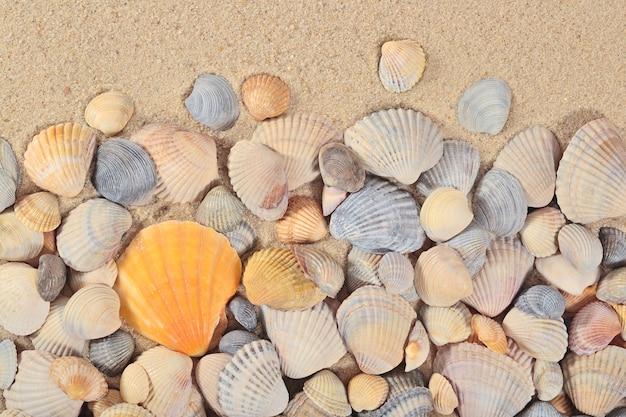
0, 0, 624, 414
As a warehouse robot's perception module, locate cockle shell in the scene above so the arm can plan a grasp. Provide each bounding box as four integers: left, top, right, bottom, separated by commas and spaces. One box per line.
68, 259, 118, 292
179, 386, 207, 417
228, 295, 258, 331
440, 221, 491, 276
556, 117, 626, 223
89, 329, 135, 376
318, 142, 366, 192
218, 330, 260, 356
535, 253, 600, 296
196, 185, 245, 233
457, 77, 511, 135
517, 401, 563, 417
470, 314, 507, 354
612, 303, 626, 340
348, 373, 389, 412
378, 39, 426, 93
36, 254, 66, 302
558, 223, 603, 273
100, 404, 154, 417
291, 245, 344, 297
30, 296, 85, 357
88, 389, 123, 417
533, 359, 564, 402
50, 356, 107, 401
548, 391, 575, 416
0, 409, 32, 417
224, 220, 257, 256
568, 300, 621, 355
57, 198, 131, 272
330, 176, 425, 254
63, 284, 121, 339
514, 285, 565, 320
303, 370, 352, 416
0, 138, 19, 212
519, 207, 566, 258
115, 221, 241, 356
196, 353, 231, 417
0, 211, 44, 261
285, 391, 332, 417
321, 185, 347, 216
276, 195, 328, 244
120, 362, 150, 404
0, 262, 49, 335
24, 122, 98, 197
493, 126, 561, 207
14, 191, 61, 232
420, 187, 473, 242
346, 246, 382, 291
420, 301, 472, 346
597, 267, 626, 304
429, 372, 459, 415
360, 384, 433, 417
404, 319, 430, 372
562, 283, 598, 314
185, 73, 239, 130
377, 252, 414, 295
600, 226, 626, 269
503, 338, 535, 380
0, 339, 17, 389
85, 91, 134, 136
344, 108, 443, 184
241, 73, 290, 121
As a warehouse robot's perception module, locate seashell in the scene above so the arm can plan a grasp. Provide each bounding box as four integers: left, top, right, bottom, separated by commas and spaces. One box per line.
597, 267, 626, 304
89, 329, 136, 377
378, 39, 425, 93
68, 259, 118, 292
404, 319, 430, 372
535, 253, 600, 296
24, 122, 98, 197
243, 247, 326, 310
359, 385, 433, 417
517, 401, 564, 417
548, 391, 575, 416
568, 300, 621, 355
100, 403, 154, 417
433, 342, 534, 417
218, 330, 260, 356
0, 410, 32, 417
303, 370, 352, 416
196, 185, 245, 233
276, 195, 328, 244
185, 73, 239, 130
132, 123, 219, 203
493, 126, 561, 207
318, 142, 366, 192
514, 285, 565, 320
556, 117, 626, 223
321, 185, 347, 216
440, 221, 491, 276
420, 302, 472, 346
414, 245, 473, 307
384, 368, 426, 396
88, 389, 123, 417
612, 303, 626, 340
600, 226, 626, 269
558, 223, 603, 272
120, 362, 150, 404
228, 295, 258, 331
261, 301, 346, 379
224, 220, 257, 256
337, 285, 416, 374
348, 373, 389, 412
346, 246, 382, 291
502, 307, 568, 361
377, 252, 413, 295
30, 296, 85, 357
472, 168, 527, 237
608, 408, 626, 417
344, 108, 442, 184
115, 221, 241, 356
420, 187, 473, 242
291, 245, 344, 297
533, 359, 564, 402
241, 73, 290, 121
50, 356, 107, 401
0, 138, 19, 212
0, 262, 49, 335
26, 230, 56, 267
285, 391, 333, 417
228, 140, 288, 220
429, 372, 459, 415
85, 91, 134, 136
562, 345, 626, 417
4, 350, 83, 417
519, 207, 566, 258
0, 339, 17, 389
470, 314, 507, 354
457, 77, 511, 135
179, 386, 207, 417
0, 211, 44, 261
36, 254, 66, 302
218, 339, 289, 417
330, 176, 425, 254
562, 283, 598, 314
462, 236, 534, 317
14, 191, 61, 232
196, 353, 232, 417
63, 284, 121, 339
503, 338, 535, 381
415, 139, 480, 197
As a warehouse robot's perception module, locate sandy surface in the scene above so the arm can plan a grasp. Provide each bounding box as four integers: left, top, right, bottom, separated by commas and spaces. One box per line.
0, 0, 625, 414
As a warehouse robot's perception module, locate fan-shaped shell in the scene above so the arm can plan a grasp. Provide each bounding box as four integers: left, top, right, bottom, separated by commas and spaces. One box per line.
502, 307, 568, 361
568, 300, 621, 355
30, 296, 85, 357
196, 185, 245, 233
0, 339, 17, 389
185, 73, 239, 130
241, 73, 290, 121
597, 267, 626, 304
558, 223, 603, 273
377, 252, 413, 295
224, 220, 257, 256
68, 259, 118, 292
63, 284, 121, 339
359, 385, 433, 417
533, 359, 564, 402
457, 77, 511, 135
115, 221, 241, 357
100, 404, 154, 417
285, 391, 332, 417
346, 246, 382, 291
14, 191, 61, 232
318, 142, 365, 193
0, 138, 19, 212
321, 185, 347, 216
0, 211, 44, 261
420, 302, 472, 346
330, 176, 425, 254
520, 207, 566, 258
535, 253, 600, 296
404, 319, 430, 372
89, 329, 135, 376
0, 262, 49, 335
228, 295, 258, 332
556, 117, 626, 223
562, 283, 598, 314
378, 39, 426, 93
50, 356, 107, 401
196, 353, 231, 417
420, 187, 473, 242
344, 108, 443, 184
36, 254, 66, 302
518, 401, 563, 417
440, 221, 491, 276
348, 373, 389, 412
470, 314, 507, 354
291, 246, 344, 297
88, 389, 123, 417
275, 195, 327, 244
504, 338, 535, 380
303, 370, 352, 416
85, 91, 134, 136
120, 362, 150, 404
514, 285, 565, 319
218, 330, 259, 356
600, 226, 626, 269
493, 126, 561, 207
429, 372, 459, 415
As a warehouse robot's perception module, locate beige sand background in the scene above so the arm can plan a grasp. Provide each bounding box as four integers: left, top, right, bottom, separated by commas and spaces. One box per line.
0, 0, 625, 414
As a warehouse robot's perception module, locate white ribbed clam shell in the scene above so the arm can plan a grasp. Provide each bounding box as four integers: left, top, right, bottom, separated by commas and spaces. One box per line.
378, 39, 426, 93
120, 362, 150, 404
49, 356, 107, 402
303, 370, 352, 416
377, 252, 414, 295
68, 259, 118, 292
63, 284, 121, 340
0, 262, 49, 335
346, 246, 383, 291
519, 207, 566, 258
429, 373, 459, 416
597, 267, 626, 304
533, 359, 563, 402
457, 77, 511, 135
31, 296, 85, 357
347, 373, 389, 413
185, 73, 239, 130
84, 91, 134, 136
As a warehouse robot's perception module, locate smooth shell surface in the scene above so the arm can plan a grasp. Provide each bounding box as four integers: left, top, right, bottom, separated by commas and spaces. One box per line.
68, 259, 118, 292
0, 262, 49, 335
0, 211, 44, 261
502, 307, 568, 361
291, 245, 344, 297
405, 320, 430, 372
420, 187, 473, 242
185, 73, 239, 130
457, 77, 511, 135
196, 353, 231, 416
120, 362, 150, 404
519, 207, 566, 258
241, 73, 290, 121
63, 284, 121, 340
14, 191, 61, 232
536, 253, 600, 296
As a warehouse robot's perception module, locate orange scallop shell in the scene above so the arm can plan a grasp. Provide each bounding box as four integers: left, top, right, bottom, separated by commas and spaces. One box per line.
114, 221, 241, 357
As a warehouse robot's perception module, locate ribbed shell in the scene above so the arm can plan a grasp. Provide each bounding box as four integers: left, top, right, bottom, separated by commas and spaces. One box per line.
30, 296, 85, 357
568, 300, 621, 355
533, 359, 564, 402
377, 252, 413, 295
597, 267, 626, 304
120, 362, 150, 404
36, 254, 66, 302
275, 195, 328, 244
321, 185, 347, 216
0, 409, 33, 417
0, 339, 17, 389
420, 187, 473, 242
440, 221, 491, 276
291, 245, 345, 297
88, 389, 123, 417
0, 262, 49, 335
185, 73, 239, 130
228, 295, 258, 331
63, 284, 121, 339
0, 138, 19, 212
420, 302, 472, 346
285, 391, 333, 417
429, 373, 459, 415
0, 211, 44, 261
196, 353, 231, 417
224, 220, 257, 256
318, 142, 365, 193
196, 185, 245, 233
517, 401, 563, 417
100, 404, 154, 417
600, 226, 626, 269
358, 386, 433, 417
89, 329, 136, 376
303, 370, 352, 416
535, 253, 600, 296
346, 246, 382, 291
49, 356, 107, 401
558, 223, 603, 272
84, 91, 134, 136
218, 330, 260, 356
14, 191, 61, 232
348, 374, 389, 412
378, 39, 426, 93
470, 314, 507, 354
241, 73, 290, 121
344, 108, 443, 184
404, 320, 430, 372
519, 207, 566, 258
68, 259, 118, 292
562, 283, 598, 314
457, 77, 511, 135
514, 285, 565, 319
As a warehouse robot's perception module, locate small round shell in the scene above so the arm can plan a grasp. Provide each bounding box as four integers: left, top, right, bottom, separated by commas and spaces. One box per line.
120, 362, 150, 404
14, 192, 61, 232
196, 185, 245, 233
63, 284, 121, 340
470, 314, 507, 354
228, 295, 258, 331
378, 252, 414, 295
514, 285, 565, 320
85, 91, 134, 136
428, 373, 459, 415
0, 339, 17, 389
89, 329, 136, 377
420, 302, 472, 346
519, 207, 566, 258
50, 356, 107, 401
101, 403, 154, 417
303, 370, 352, 416
185, 73, 239, 130
535, 253, 600, 296
533, 359, 564, 402
597, 267, 626, 304
568, 300, 621, 355
224, 220, 257, 256
241, 73, 290, 120
318, 142, 366, 192
600, 226, 626, 269
457, 77, 511, 135
36, 254, 66, 302
321, 185, 347, 216
275, 195, 328, 244
502, 307, 568, 361
378, 39, 426, 93
348, 373, 389, 412
420, 187, 473, 242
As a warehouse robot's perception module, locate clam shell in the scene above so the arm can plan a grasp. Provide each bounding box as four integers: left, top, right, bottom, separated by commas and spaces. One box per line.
558, 223, 603, 272
514, 285, 565, 320
0, 138, 19, 212
346, 246, 382, 291
359, 385, 433, 417
88, 389, 123, 417
600, 226, 626, 269
568, 300, 621, 355
100, 404, 154, 417
420, 301, 472, 346
26, 230, 56, 268
344, 108, 443, 184
533, 359, 564, 402
228, 295, 258, 332
318, 142, 366, 192
303, 370, 352, 416
185, 73, 239, 130
180, 386, 207, 417
470, 314, 507, 354
337, 285, 417, 374
562, 283, 598, 314
196, 353, 231, 417
224, 220, 257, 256
597, 267, 626, 304
196, 185, 245, 233
404, 319, 430, 372
218, 330, 260, 356
503, 338, 535, 380
120, 362, 150, 404
472, 168, 527, 237
0, 339, 17, 389
63, 284, 121, 339
493, 126, 561, 207
50, 356, 107, 401
88, 329, 135, 376
114, 221, 241, 356
285, 391, 332, 417
502, 307, 568, 361
322, 185, 347, 216
548, 391, 575, 416
0, 262, 49, 335
348, 373, 389, 412
241, 73, 290, 121
415, 139, 481, 197
228, 140, 288, 220
14, 191, 61, 232
132, 123, 219, 203
420, 187, 473, 242
291, 245, 344, 297
378, 39, 426, 93
68, 259, 118, 292
329, 176, 425, 254
457, 77, 511, 135
378, 252, 414, 295
57, 198, 131, 272
520, 207, 566, 258
518, 401, 564, 417
0, 211, 44, 261
429, 372, 459, 416
276, 195, 328, 244
30, 296, 86, 357
261, 301, 346, 379
36, 254, 66, 302
612, 303, 626, 340
440, 221, 491, 276
251, 113, 342, 190
535, 253, 600, 296
85, 91, 134, 136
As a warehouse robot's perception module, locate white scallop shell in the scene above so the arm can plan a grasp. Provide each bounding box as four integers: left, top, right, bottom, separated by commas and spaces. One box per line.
30, 296, 86, 357
457, 77, 511, 135
378, 39, 426, 93
0, 262, 49, 335
185, 73, 239, 130
303, 370, 352, 416
533, 359, 564, 402
377, 252, 414, 295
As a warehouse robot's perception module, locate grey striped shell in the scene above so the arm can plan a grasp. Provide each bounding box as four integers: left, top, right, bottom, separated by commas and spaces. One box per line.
185, 73, 239, 131
439, 221, 491, 276
0, 138, 18, 212
224, 220, 257, 256
88, 329, 136, 376
196, 185, 245, 233
228, 295, 258, 331
218, 330, 260, 356
457, 77, 511, 135
36, 254, 67, 302
600, 226, 626, 269
517, 401, 563, 417
378, 39, 426, 93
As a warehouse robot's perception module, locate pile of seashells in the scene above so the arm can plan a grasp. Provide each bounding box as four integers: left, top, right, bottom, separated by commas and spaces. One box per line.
0, 38, 625, 417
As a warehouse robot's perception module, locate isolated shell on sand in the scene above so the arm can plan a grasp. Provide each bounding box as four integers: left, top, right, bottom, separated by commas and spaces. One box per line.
68, 259, 117, 292
115, 221, 241, 357
344, 108, 443, 184
440, 221, 491, 276
30, 296, 86, 357
420, 187, 473, 242
275, 195, 328, 244
63, 284, 121, 340
0, 210, 44, 261
0, 262, 49, 335
405, 319, 430, 372
24, 122, 98, 197
420, 302, 472, 346
318, 142, 366, 192
378, 39, 425, 93
533, 359, 564, 402
0, 138, 19, 212
228, 295, 258, 332
50, 356, 107, 401
85, 91, 134, 136
556, 117, 626, 223
185, 73, 239, 130
535, 253, 600, 296
36, 254, 66, 302
519, 207, 566, 258
429, 372, 459, 415
348, 373, 389, 412
600, 226, 626, 269
457, 77, 511, 135
196, 185, 245, 233
89, 329, 136, 377
241, 73, 290, 121
514, 285, 565, 320
568, 300, 621, 355
14, 191, 61, 232
597, 267, 626, 304
0, 339, 17, 389
291, 245, 344, 297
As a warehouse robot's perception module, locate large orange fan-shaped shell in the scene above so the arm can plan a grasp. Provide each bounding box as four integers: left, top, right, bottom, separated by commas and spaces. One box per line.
114, 221, 241, 357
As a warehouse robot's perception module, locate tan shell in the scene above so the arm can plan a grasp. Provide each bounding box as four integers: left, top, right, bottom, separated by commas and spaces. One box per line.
276, 195, 328, 244
378, 39, 426, 93
548, 391, 575, 416
470, 314, 507, 354
195, 185, 245, 233
321, 185, 347, 216
285, 391, 333, 417
0, 339, 17, 389
502, 307, 568, 361
347, 373, 389, 412
100, 404, 154, 417
568, 300, 621, 355
63, 284, 121, 339
378, 252, 414, 295
612, 303, 626, 340
30, 296, 86, 357
597, 267, 626, 304
533, 359, 564, 402
50, 356, 107, 402
196, 353, 231, 417
318, 142, 365, 192
14, 192, 61, 232
519, 207, 566, 258
0, 211, 44, 262
536, 253, 600, 296
420, 187, 473, 242
346, 246, 383, 292
303, 370, 352, 416
25, 230, 56, 268
420, 301, 472, 346
120, 362, 150, 404
241, 73, 290, 121
85, 91, 134, 136
0, 410, 33, 417
88, 389, 123, 417
404, 319, 430, 372
68, 259, 118, 292
558, 223, 603, 273
290, 246, 344, 297
429, 372, 459, 415
562, 282, 598, 314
